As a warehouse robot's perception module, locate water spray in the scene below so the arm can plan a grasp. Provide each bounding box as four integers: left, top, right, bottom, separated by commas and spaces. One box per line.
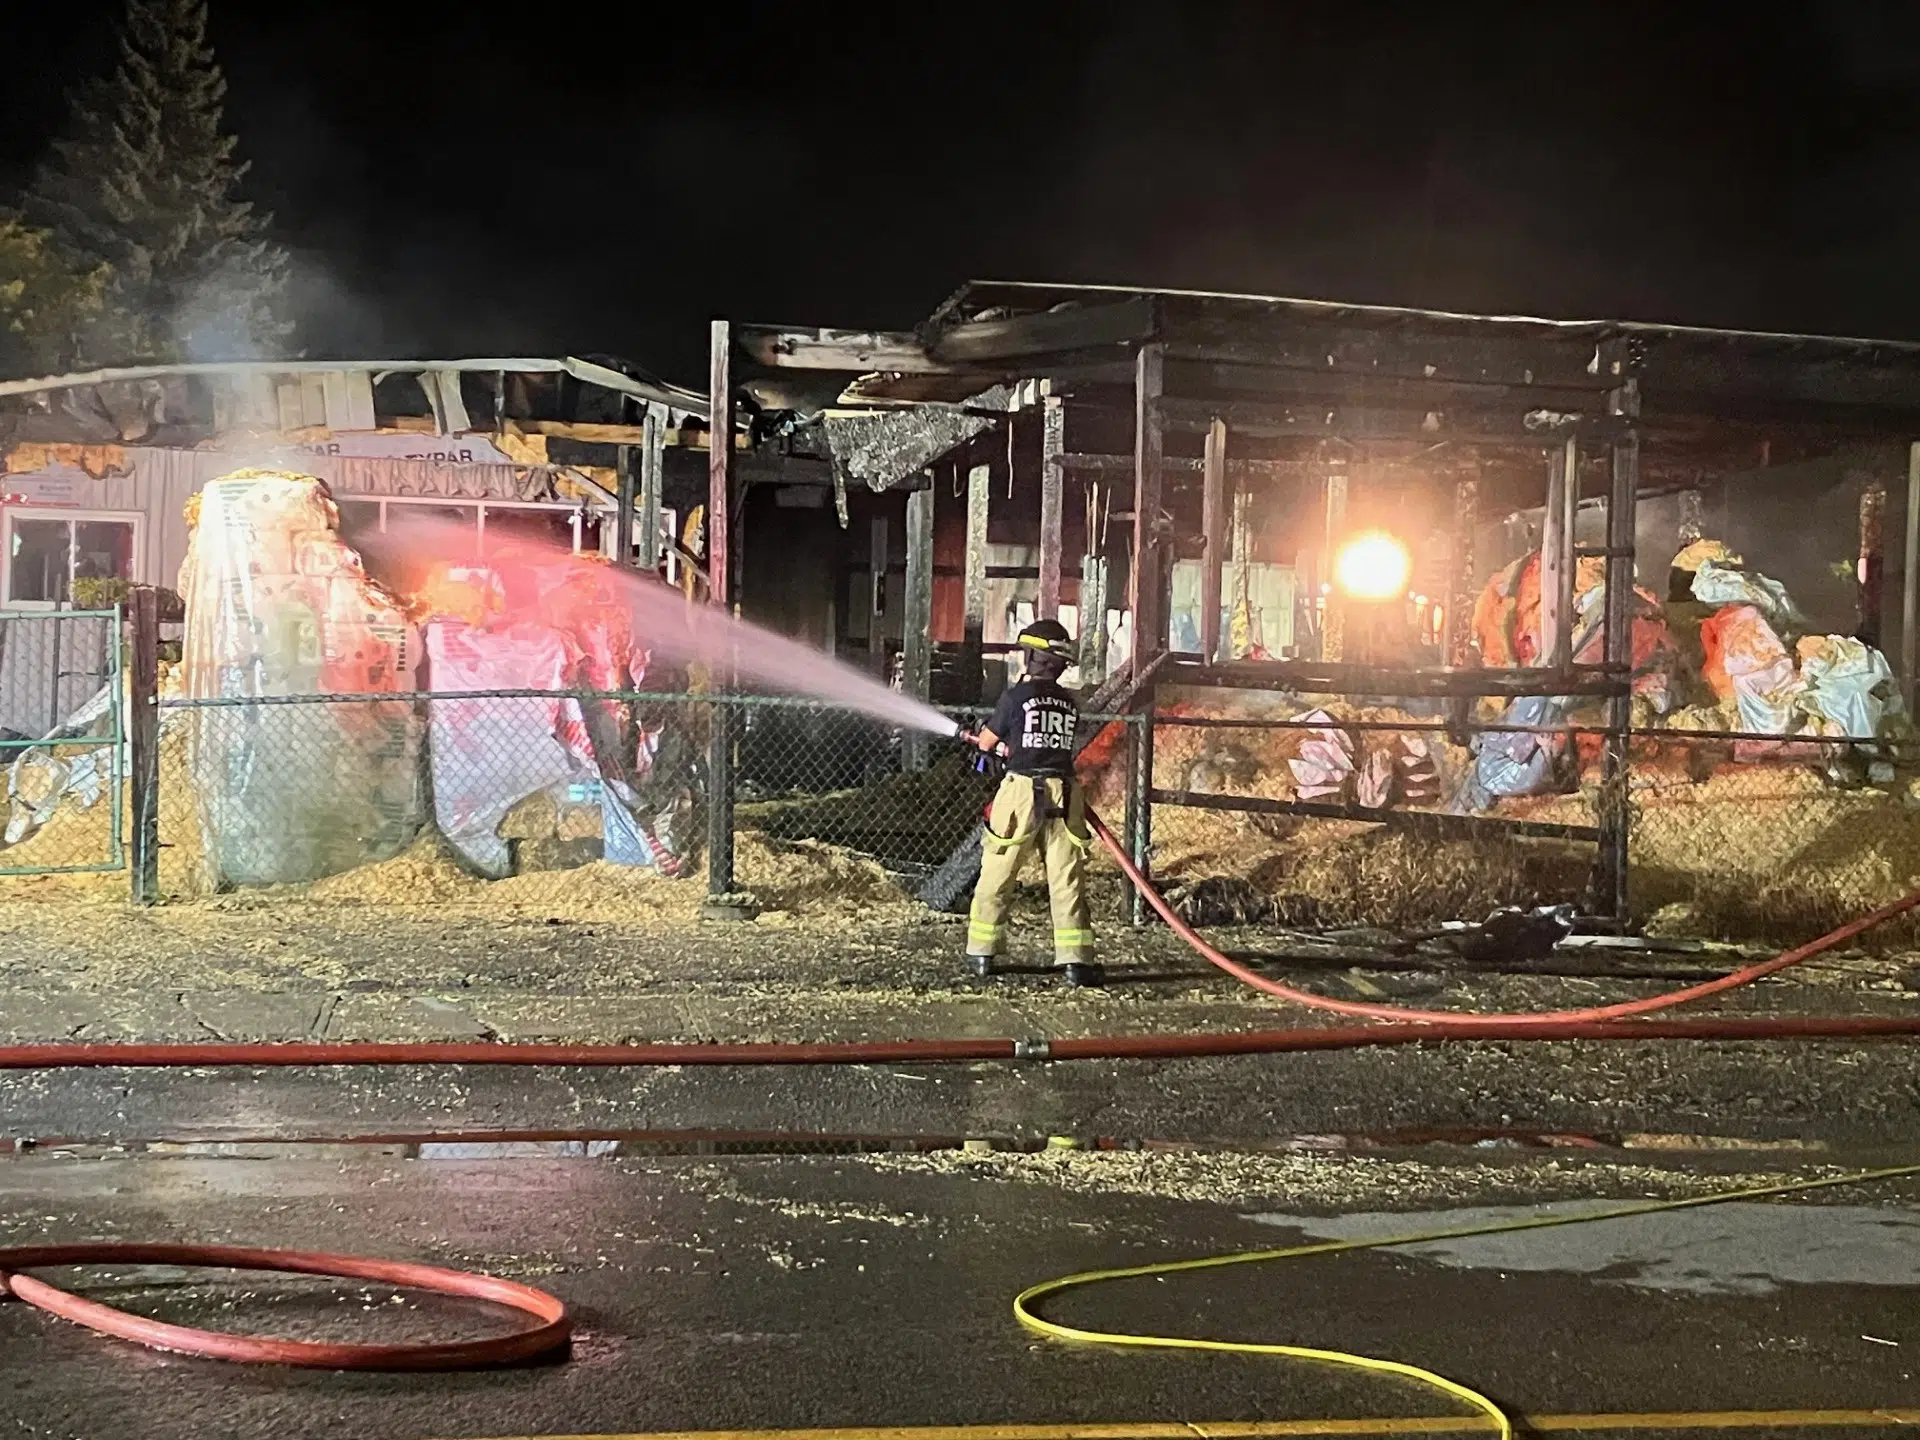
360, 508, 960, 736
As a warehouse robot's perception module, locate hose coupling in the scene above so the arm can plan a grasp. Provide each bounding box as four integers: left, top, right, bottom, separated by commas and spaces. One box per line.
1012, 1037, 1052, 1062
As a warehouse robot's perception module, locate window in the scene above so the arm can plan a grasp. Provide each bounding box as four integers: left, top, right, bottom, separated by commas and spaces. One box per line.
5, 512, 139, 607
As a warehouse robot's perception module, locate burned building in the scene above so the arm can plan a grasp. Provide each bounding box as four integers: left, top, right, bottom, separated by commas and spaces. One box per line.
714, 283, 1920, 919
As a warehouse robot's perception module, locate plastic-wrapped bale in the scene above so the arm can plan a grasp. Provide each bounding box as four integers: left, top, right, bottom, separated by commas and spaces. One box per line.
178, 470, 422, 887
1458, 695, 1567, 812
1698, 603, 1802, 735
1691, 558, 1803, 630
1286, 711, 1354, 800
1794, 635, 1903, 739
424, 619, 667, 879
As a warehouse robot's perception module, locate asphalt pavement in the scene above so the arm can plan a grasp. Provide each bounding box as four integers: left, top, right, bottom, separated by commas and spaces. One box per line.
2, 1146, 1917, 1440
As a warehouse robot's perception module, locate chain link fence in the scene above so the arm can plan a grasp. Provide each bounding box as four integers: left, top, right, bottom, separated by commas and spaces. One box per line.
0, 610, 125, 875
4, 623, 1920, 950
127, 692, 1096, 913
1626, 729, 1920, 946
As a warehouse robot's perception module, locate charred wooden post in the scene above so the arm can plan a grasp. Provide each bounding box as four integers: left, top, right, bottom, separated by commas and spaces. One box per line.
1593, 380, 1639, 922
902, 480, 935, 770
614, 436, 637, 568
1904, 444, 1920, 708
1130, 343, 1166, 678
1201, 415, 1228, 662
1079, 552, 1109, 686
1446, 477, 1478, 666
964, 461, 991, 696
1540, 438, 1577, 670
869, 515, 891, 676
704, 319, 749, 916
640, 400, 666, 569
1320, 468, 1349, 661
708, 321, 732, 610
128, 586, 159, 905
1039, 395, 1065, 619
1676, 487, 1704, 546
1859, 479, 1887, 650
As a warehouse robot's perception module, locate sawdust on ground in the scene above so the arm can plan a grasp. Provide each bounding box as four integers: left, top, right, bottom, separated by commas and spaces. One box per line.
301, 827, 913, 926
853, 1146, 1850, 1213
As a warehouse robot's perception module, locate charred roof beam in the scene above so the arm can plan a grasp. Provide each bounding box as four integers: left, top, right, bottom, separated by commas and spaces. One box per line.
926, 296, 1157, 365
735, 325, 945, 374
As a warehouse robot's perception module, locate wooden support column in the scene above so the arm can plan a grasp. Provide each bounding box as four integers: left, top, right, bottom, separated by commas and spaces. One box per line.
1129, 343, 1166, 676
1859, 480, 1887, 650
708, 322, 732, 610
869, 515, 891, 677
1079, 553, 1109, 685
1676, 487, 1704, 546
127, 586, 159, 905
1593, 382, 1639, 923
1903, 443, 1920, 709
614, 439, 637, 567
901, 481, 935, 770
705, 319, 743, 910
1445, 478, 1478, 666
1038, 396, 1065, 620
1320, 470, 1349, 661
640, 400, 666, 569
1200, 416, 1227, 663
963, 461, 990, 700
1539, 438, 1577, 670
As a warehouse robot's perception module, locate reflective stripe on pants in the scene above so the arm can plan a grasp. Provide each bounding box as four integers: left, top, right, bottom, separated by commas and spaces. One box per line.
965, 772, 1093, 961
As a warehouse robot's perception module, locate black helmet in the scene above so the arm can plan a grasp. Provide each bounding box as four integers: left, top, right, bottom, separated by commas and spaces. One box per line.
1016, 617, 1076, 662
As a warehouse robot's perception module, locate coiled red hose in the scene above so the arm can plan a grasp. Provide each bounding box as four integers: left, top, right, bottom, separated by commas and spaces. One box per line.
1085, 809, 1920, 1028
0, 1242, 569, 1369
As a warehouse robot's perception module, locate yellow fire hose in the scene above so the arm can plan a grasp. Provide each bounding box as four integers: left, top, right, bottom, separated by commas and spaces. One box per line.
1015, 1162, 1920, 1439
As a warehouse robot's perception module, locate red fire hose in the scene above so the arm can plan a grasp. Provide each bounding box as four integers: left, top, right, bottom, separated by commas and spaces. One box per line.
0, 1010, 1917, 1071
1083, 809, 1920, 1028
0, 1242, 569, 1370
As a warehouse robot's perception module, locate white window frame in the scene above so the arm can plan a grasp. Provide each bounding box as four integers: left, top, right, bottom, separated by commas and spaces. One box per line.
2, 507, 145, 611
334, 494, 596, 556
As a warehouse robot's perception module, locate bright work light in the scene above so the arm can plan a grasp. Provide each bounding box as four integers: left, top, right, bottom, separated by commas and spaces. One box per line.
1333, 531, 1412, 601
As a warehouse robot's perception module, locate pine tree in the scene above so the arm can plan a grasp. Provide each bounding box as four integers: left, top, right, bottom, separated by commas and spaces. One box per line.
24, 0, 289, 366
0, 220, 110, 376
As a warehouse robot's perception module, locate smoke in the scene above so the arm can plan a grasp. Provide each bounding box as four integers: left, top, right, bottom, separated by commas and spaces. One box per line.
175, 246, 405, 364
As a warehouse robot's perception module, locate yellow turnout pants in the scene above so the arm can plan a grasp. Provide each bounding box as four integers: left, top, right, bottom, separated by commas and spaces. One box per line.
966, 772, 1093, 963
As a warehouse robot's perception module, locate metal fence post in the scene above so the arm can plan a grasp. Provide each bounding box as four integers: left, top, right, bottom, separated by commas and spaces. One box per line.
1595, 387, 1639, 924
1128, 707, 1154, 927
706, 693, 737, 897
128, 587, 160, 904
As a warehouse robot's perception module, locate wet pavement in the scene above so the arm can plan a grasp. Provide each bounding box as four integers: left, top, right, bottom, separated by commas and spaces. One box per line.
7, 1022, 1920, 1155
6, 896, 1919, 1152
1, 1146, 1917, 1439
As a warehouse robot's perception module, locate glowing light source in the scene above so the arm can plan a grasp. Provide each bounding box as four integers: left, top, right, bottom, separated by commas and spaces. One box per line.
1333, 531, 1412, 601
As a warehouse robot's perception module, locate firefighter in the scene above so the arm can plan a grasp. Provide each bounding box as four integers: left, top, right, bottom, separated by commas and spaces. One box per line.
963, 618, 1101, 987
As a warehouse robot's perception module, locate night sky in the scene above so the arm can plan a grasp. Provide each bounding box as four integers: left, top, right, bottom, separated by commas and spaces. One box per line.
5, 2, 1920, 383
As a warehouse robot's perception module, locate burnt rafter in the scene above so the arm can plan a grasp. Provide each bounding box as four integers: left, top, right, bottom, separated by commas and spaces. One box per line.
1152, 394, 1627, 443
926, 296, 1158, 365
735, 325, 943, 374
1162, 315, 1611, 390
